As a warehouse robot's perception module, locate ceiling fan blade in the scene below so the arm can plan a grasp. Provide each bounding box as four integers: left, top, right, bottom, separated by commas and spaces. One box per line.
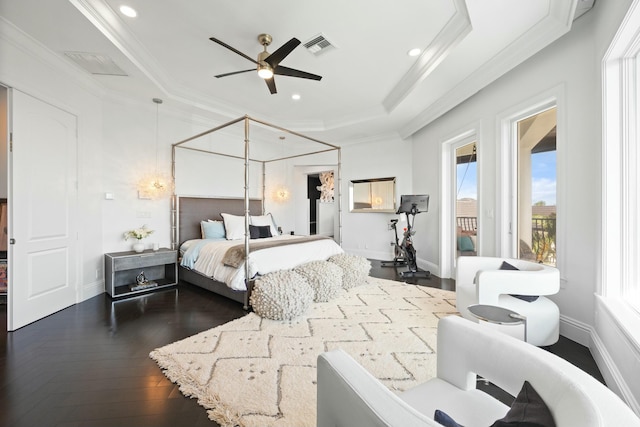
265, 38, 301, 68
209, 37, 258, 65
274, 65, 322, 81
265, 77, 277, 94
214, 69, 255, 78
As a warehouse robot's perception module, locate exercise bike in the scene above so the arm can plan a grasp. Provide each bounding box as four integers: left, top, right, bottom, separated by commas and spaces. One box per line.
381, 218, 407, 267
381, 195, 431, 279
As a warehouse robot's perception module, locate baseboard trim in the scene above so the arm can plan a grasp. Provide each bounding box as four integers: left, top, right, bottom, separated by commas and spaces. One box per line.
559, 314, 591, 346
592, 297, 640, 416
417, 257, 439, 277
80, 280, 104, 302
560, 312, 640, 415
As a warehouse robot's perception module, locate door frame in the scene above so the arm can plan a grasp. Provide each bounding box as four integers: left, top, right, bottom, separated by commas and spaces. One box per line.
440, 123, 481, 279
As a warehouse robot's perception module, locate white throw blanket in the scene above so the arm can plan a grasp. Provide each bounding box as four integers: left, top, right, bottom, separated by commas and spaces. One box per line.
185, 235, 344, 290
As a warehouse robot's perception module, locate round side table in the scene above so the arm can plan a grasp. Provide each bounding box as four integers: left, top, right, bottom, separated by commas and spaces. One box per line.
467, 304, 527, 342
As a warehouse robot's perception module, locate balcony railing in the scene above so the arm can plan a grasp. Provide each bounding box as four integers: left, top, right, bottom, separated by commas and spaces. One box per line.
456, 216, 556, 266
531, 217, 556, 266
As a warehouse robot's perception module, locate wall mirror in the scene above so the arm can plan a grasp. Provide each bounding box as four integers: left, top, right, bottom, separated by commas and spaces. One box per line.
349, 177, 396, 213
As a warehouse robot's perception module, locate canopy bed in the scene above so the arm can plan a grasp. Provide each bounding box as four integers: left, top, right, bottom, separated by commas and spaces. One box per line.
171, 116, 342, 309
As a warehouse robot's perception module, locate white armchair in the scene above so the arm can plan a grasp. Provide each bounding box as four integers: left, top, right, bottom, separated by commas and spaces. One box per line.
317, 316, 640, 427
456, 256, 560, 346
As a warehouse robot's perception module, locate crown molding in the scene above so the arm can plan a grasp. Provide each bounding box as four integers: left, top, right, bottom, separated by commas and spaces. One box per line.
382, 0, 471, 114
399, 0, 581, 139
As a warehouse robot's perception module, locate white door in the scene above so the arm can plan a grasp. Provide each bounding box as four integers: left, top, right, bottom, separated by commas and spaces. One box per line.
8, 90, 78, 331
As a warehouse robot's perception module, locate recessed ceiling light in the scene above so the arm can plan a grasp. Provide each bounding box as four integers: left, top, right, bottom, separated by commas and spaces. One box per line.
291, 93, 301, 101
119, 5, 137, 18
407, 48, 421, 57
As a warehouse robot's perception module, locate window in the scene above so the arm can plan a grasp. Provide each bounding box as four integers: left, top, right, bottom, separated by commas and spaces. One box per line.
602, 0, 640, 311
516, 107, 557, 266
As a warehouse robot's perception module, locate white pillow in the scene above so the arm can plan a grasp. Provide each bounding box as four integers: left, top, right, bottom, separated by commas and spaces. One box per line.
221, 213, 246, 240
250, 213, 278, 237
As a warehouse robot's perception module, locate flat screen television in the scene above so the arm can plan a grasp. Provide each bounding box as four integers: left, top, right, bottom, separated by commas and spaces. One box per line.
397, 194, 429, 214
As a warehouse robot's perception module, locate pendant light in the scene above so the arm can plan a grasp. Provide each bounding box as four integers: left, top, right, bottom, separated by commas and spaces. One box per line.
138, 98, 174, 199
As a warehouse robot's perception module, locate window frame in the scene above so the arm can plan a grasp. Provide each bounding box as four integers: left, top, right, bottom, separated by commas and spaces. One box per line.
601, 1, 640, 312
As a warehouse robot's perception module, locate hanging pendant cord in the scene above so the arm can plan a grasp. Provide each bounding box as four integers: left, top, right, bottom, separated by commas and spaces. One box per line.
153, 98, 163, 175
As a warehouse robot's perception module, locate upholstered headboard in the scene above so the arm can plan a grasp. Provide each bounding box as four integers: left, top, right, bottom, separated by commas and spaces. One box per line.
176, 196, 263, 245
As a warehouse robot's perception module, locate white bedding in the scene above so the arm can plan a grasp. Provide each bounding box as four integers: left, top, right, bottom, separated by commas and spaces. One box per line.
182, 235, 344, 291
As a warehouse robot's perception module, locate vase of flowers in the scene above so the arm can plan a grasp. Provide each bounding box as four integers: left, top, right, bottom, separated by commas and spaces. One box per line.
124, 225, 154, 253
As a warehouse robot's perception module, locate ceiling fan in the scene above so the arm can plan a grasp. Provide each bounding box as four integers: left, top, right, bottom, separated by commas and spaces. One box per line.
209, 34, 322, 94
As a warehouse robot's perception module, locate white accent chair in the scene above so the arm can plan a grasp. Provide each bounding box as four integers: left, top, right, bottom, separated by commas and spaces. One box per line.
456, 256, 560, 346
317, 316, 640, 427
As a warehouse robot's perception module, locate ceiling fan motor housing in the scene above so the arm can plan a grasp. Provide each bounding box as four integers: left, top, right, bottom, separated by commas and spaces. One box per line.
258, 33, 272, 47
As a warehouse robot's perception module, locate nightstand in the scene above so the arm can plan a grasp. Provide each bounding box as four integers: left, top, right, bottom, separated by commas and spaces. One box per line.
105, 248, 177, 298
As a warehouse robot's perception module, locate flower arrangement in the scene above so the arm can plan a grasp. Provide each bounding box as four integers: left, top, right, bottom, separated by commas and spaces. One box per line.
123, 225, 154, 241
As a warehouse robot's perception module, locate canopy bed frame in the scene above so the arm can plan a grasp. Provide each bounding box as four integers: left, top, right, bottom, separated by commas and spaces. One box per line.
171, 115, 341, 309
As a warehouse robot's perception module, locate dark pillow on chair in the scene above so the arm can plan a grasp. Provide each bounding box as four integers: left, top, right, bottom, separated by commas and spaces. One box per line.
490, 381, 556, 427
434, 409, 464, 427
249, 225, 272, 239
499, 261, 539, 302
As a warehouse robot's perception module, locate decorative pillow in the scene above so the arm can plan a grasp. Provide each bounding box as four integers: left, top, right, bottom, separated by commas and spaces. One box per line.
221, 213, 245, 240
500, 261, 539, 302
490, 381, 556, 427
327, 253, 371, 289
200, 220, 226, 239
457, 235, 475, 252
294, 260, 343, 302
250, 213, 279, 237
250, 270, 313, 320
434, 409, 463, 427
249, 224, 272, 239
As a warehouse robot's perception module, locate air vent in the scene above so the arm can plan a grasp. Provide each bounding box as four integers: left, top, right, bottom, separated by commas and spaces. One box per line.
303, 34, 336, 55
64, 52, 128, 76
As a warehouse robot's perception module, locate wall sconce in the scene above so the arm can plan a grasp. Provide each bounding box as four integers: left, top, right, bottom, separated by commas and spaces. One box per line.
138, 98, 174, 199
273, 185, 290, 202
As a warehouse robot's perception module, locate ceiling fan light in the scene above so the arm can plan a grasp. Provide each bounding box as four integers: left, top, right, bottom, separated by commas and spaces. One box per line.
257, 63, 274, 79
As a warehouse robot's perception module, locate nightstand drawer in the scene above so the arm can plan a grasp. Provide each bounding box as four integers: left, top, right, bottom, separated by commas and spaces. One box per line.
112, 251, 176, 271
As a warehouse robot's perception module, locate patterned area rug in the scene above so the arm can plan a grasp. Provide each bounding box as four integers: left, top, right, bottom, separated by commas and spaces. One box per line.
150, 277, 458, 427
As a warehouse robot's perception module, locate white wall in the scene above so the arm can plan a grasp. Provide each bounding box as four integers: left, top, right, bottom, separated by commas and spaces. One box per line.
340, 138, 414, 260
410, 0, 639, 409
0, 19, 105, 300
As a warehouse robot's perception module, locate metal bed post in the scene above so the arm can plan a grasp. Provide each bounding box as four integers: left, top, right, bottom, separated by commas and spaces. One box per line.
243, 116, 251, 310
171, 144, 177, 250
337, 148, 342, 246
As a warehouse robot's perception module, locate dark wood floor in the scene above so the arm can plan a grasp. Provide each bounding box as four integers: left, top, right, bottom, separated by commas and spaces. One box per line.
0, 260, 603, 427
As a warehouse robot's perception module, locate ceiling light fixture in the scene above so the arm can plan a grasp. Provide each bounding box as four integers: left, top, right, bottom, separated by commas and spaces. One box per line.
291, 93, 301, 101
138, 98, 174, 200
119, 5, 137, 18
257, 62, 274, 79
408, 48, 421, 57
